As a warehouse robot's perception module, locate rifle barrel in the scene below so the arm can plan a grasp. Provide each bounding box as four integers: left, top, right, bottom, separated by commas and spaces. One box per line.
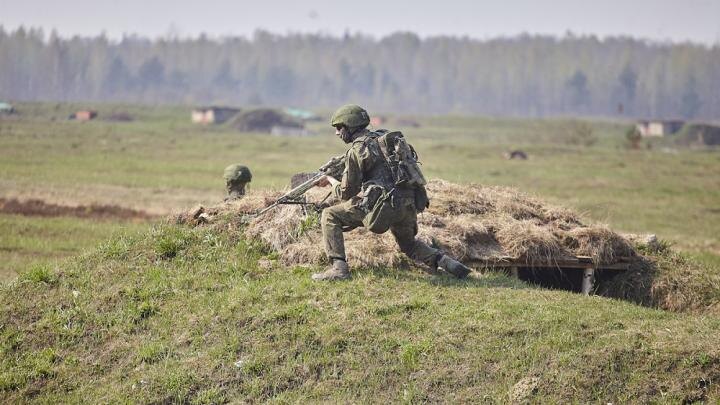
251, 154, 344, 218
255, 172, 324, 216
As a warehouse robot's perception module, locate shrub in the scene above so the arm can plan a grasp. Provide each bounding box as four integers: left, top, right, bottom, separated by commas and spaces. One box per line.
191, 387, 226, 405
625, 126, 642, 149
135, 301, 158, 321
153, 225, 194, 259
563, 120, 597, 147
99, 234, 132, 259
21, 263, 57, 285
137, 342, 168, 364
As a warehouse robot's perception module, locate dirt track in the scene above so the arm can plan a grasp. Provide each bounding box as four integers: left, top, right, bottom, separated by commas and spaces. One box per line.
0, 198, 157, 221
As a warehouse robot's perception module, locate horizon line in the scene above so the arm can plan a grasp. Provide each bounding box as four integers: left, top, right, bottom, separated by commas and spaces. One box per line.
2, 24, 717, 48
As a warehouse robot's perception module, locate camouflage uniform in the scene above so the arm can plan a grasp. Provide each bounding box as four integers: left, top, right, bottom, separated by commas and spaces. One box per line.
321, 129, 439, 268
313, 104, 470, 281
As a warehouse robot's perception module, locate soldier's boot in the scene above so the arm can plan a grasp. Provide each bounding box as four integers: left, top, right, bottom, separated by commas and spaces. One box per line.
437, 254, 472, 278
311, 259, 351, 281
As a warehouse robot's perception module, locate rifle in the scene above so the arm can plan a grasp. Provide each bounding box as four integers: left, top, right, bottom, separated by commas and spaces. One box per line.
253, 154, 345, 217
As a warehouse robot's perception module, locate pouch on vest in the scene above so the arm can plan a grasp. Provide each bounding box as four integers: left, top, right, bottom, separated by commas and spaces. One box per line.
362, 186, 396, 234
414, 185, 429, 213
375, 130, 427, 188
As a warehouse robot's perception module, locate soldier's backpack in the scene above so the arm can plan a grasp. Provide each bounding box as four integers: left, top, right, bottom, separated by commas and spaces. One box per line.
361, 130, 429, 234
373, 129, 427, 188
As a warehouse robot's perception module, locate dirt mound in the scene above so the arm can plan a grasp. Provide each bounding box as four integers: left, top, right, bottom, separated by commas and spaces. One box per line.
676, 123, 720, 147
181, 180, 635, 268
229, 108, 303, 132
175, 180, 720, 313
0, 198, 156, 221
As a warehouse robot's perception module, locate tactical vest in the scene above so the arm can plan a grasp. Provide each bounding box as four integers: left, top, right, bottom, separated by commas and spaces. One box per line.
354, 130, 429, 232
352, 133, 396, 191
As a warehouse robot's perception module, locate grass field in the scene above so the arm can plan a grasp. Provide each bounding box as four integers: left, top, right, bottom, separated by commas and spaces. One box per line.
0, 214, 149, 282
1, 102, 719, 402
1, 102, 718, 279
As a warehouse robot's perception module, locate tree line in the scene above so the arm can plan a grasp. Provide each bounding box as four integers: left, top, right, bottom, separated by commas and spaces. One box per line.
1, 27, 718, 119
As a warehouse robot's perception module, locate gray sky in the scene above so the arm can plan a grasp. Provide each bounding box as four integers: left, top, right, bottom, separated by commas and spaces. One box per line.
1, 0, 719, 45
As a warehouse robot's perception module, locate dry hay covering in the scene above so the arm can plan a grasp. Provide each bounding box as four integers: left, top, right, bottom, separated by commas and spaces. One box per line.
194, 179, 636, 268
176, 180, 720, 315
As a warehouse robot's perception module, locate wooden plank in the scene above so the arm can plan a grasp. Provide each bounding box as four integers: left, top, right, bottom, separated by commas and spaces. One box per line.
467, 257, 630, 271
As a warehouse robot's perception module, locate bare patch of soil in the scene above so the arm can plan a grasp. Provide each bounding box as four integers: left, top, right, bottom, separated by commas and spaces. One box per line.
0, 179, 222, 216
0, 198, 156, 221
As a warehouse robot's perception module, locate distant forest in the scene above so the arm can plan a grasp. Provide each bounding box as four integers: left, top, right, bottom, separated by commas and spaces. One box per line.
1, 27, 719, 119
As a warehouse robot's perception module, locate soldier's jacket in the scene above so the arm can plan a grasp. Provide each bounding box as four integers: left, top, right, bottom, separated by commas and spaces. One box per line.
332, 129, 395, 202
322, 129, 437, 264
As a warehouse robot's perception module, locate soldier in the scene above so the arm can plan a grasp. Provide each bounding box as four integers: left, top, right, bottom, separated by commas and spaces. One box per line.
223, 164, 252, 201
312, 104, 472, 281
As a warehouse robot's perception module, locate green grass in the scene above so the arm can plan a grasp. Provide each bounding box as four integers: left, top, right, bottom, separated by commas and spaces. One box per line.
2, 103, 718, 253
1, 224, 718, 403
0, 214, 148, 281
1, 102, 719, 401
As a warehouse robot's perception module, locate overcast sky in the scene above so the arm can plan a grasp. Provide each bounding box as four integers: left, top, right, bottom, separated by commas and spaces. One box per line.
1, 0, 719, 45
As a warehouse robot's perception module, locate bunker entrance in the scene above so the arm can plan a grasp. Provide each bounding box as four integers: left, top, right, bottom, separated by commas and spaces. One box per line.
511, 266, 625, 294
471, 257, 632, 295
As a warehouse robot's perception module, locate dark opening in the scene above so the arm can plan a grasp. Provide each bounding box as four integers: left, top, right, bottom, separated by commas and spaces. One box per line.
511, 267, 623, 293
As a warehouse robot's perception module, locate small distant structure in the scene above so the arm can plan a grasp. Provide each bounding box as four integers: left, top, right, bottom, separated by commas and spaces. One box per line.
504, 150, 528, 160
230, 108, 304, 133
74, 110, 98, 121
191, 106, 240, 124
0, 102, 14, 114
370, 115, 386, 127
283, 108, 320, 122
636, 120, 684, 137
675, 123, 720, 147
270, 125, 313, 137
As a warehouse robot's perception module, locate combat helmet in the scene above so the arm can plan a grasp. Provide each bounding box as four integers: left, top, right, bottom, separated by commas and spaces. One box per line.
330, 104, 370, 129
223, 164, 252, 183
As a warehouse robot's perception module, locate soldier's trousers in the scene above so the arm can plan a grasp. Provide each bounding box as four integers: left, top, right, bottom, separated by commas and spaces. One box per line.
321, 196, 439, 268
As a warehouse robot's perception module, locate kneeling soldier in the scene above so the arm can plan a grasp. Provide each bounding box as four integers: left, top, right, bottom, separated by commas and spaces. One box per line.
312, 104, 471, 281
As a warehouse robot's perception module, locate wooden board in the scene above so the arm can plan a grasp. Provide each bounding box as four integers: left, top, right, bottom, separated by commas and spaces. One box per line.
467, 256, 631, 271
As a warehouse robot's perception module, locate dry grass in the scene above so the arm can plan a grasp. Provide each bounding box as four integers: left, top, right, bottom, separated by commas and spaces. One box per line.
182, 180, 636, 269
565, 225, 636, 264
494, 217, 564, 263
176, 182, 720, 314
598, 247, 720, 314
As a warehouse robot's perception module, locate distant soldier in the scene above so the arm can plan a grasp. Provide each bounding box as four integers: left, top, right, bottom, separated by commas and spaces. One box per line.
223, 164, 252, 201
312, 104, 472, 281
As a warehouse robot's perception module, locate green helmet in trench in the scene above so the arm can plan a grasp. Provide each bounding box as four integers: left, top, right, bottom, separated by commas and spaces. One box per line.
223, 164, 252, 200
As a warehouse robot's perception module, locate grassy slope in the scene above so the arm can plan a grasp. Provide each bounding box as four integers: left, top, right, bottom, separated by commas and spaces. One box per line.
0, 214, 148, 282
3, 105, 718, 282
1, 103, 719, 401
1, 223, 719, 403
